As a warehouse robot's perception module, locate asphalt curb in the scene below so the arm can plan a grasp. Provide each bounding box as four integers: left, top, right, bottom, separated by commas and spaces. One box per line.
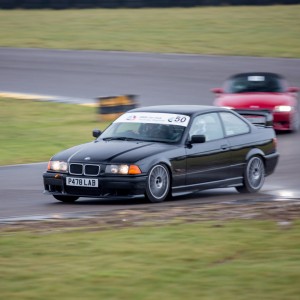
0, 91, 97, 107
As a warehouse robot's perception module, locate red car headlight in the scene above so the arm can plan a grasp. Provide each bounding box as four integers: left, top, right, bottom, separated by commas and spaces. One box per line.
274, 105, 293, 112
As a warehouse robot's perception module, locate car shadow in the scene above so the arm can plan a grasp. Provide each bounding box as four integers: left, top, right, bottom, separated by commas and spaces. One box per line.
49, 187, 274, 207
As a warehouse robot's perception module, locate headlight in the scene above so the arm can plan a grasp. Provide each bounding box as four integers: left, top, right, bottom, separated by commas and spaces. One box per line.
274, 105, 293, 112
47, 161, 68, 172
105, 164, 141, 175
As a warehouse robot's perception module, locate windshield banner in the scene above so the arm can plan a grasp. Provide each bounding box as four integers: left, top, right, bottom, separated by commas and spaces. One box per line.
114, 112, 190, 127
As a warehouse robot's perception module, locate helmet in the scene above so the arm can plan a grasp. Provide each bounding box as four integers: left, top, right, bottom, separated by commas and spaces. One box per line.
191, 118, 206, 136
197, 119, 206, 134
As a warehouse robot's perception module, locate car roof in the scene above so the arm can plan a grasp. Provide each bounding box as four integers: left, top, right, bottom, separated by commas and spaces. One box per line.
229, 72, 284, 80
129, 105, 222, 116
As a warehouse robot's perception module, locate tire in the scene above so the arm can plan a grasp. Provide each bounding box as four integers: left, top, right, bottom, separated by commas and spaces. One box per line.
53, 195, 79, 203
145, 164, 171, 203
236, 156, 265, 194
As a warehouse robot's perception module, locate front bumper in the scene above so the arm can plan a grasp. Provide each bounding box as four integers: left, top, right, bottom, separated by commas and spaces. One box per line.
273, 112, 293, 131
43, 172, 147, 198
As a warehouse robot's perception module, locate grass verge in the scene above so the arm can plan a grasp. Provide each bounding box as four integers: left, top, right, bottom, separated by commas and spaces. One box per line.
0, 6, 300, 57
0, 219, 300, 300
0, 98, 109, 165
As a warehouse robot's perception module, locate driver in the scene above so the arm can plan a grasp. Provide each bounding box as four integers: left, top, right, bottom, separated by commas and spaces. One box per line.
138, 123, 160, 137
190, 118, 206, 136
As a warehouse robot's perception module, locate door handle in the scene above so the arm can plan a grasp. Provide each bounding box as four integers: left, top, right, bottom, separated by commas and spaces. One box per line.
221, 144, 229, 150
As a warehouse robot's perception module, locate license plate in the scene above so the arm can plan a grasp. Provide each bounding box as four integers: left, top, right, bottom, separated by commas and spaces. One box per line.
66, 177, 98, 187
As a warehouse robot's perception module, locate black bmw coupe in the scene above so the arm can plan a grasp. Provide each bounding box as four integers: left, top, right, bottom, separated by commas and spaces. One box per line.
43, 105, 279, 203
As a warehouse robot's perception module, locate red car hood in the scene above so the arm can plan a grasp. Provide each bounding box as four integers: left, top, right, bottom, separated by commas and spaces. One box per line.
214, 93, 295, 110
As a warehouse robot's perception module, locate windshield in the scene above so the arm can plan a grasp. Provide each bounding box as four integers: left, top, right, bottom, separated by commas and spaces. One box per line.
225, 74, 286, 93
99, 112, 190, 143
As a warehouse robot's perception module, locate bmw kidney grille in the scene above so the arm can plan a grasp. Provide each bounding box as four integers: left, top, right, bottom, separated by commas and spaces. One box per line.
69, 163, 100, 176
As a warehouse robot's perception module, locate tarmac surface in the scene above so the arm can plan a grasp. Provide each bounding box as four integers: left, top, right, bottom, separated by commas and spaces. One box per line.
0, 48, 299, 223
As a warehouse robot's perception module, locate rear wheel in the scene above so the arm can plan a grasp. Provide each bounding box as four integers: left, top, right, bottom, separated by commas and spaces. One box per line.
236, 156, 265, 193
145, 164, 171, 203
53, 195, 79, 203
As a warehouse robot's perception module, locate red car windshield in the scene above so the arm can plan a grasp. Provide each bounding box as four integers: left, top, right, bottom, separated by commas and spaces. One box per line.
224, 73, 286, 94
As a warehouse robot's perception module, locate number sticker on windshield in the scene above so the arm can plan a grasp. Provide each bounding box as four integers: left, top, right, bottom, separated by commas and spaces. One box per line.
115, 112, 190, 127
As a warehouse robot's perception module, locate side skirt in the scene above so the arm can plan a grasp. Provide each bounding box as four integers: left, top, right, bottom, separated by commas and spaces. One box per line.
172, 177, 243, 196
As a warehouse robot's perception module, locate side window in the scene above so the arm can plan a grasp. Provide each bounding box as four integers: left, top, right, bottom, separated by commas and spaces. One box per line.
189, 113, 224, 141
220, 112, 250, 136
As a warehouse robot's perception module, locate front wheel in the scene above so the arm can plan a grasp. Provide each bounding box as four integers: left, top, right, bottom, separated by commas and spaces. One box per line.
145, 164, 171, 203
53, 195, 79, 203
236, 156, 265, 194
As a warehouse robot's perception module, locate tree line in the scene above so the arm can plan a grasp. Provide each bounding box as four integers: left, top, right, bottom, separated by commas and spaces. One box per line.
0, 0, 299, 9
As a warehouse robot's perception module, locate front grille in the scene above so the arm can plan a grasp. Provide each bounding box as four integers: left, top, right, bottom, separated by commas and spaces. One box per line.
65, 186, 102, 197
84, 164, 100, 176
69, 164, 83, 175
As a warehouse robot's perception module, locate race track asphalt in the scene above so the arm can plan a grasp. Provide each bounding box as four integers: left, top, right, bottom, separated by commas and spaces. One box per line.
0, 48, 299, 220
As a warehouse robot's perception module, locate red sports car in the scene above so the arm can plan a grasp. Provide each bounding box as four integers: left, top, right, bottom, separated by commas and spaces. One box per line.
212, 72, 300, 132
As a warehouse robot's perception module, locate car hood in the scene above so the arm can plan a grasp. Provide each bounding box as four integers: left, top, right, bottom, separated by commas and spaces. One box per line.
52, 140, 175, 164
214, 93, 294, 110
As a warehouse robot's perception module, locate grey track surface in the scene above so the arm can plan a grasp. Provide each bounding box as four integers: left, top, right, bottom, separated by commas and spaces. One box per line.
0, 48, 299, 219
1, 48, 300, 106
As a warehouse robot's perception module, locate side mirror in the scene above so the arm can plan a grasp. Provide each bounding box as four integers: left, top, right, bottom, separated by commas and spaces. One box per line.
287, 86, 300, 93
190, 135, 206, 144
211, 87, 224, 94
92, 129, 102, 138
